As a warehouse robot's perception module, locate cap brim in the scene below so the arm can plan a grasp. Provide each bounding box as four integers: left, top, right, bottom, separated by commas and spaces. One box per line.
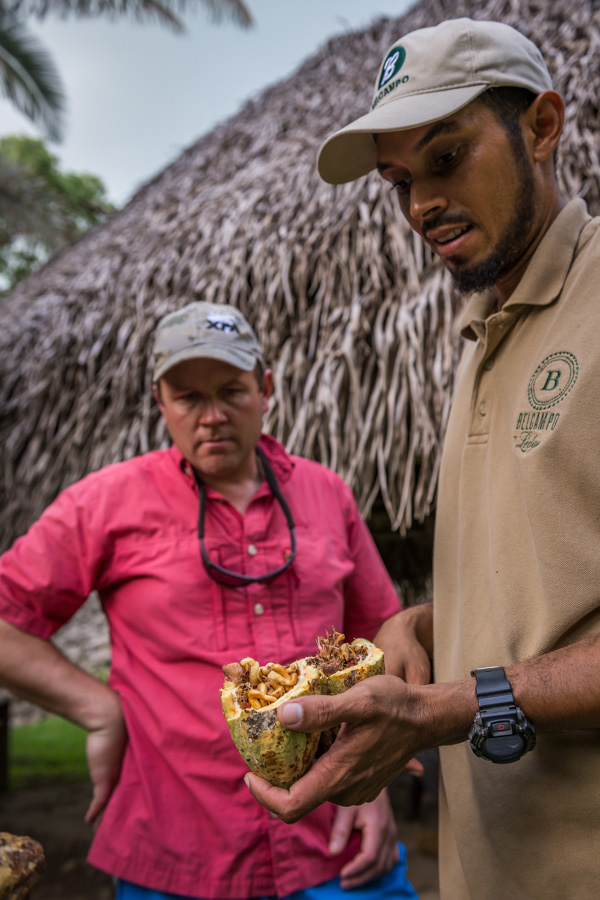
317, 84, 487, 184
153, 345, 259, 381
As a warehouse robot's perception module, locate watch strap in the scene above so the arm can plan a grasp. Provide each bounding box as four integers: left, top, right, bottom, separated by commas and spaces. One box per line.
471, 666, 516, 710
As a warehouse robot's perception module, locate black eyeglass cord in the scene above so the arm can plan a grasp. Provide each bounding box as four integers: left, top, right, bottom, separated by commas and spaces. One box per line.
194, 446, 297, 587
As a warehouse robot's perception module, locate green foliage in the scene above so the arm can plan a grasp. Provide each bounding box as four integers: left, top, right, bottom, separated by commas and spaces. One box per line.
9, 716, 88, 789
1, 134, 113, 235
0, 134, 115, 293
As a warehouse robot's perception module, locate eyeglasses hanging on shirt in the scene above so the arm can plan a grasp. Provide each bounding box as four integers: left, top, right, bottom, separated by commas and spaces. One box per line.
194, 446, 297, 588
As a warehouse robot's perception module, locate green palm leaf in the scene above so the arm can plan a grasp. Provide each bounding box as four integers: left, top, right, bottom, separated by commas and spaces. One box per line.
0, 16, 65, 141
1, 0, 253, 32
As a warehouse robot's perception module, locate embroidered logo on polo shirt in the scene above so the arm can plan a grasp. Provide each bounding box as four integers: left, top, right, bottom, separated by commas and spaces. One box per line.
527, 351, 578, 409
514, 351, 579, 453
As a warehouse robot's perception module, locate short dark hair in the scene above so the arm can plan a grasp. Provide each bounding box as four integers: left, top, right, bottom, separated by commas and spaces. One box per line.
477, 85, 558, 170
253, 360, 265, 390
477, 85, 537, 131
477, 86, 557, 167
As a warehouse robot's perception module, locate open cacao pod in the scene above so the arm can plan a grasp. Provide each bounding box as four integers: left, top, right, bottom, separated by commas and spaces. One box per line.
220, 631, 384, 788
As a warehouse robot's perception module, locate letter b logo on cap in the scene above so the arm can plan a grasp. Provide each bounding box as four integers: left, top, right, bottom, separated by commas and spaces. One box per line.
379, 45, 406, 88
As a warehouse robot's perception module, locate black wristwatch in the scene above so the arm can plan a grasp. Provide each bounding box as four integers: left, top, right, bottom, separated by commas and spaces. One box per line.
468, 666, 536, 764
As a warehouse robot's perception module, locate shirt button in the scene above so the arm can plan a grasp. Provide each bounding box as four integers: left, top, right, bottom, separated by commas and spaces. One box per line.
247, 544, 257, 556
479, 402, 487, 416
484, 357, 494, 370
254, 603, 265, 616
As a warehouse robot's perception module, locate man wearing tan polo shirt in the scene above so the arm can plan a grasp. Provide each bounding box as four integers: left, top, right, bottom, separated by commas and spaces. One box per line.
246, 17, 600, 899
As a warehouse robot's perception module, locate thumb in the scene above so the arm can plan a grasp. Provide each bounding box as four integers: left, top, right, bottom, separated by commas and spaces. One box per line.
277, 693, 343, 732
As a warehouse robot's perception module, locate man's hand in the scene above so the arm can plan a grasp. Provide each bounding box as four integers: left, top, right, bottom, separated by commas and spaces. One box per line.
85, 701, 128, 826
0, 619, 130, 826
329, 792, 399, 890
375, 603, 433, 684
245, 674, 428, 823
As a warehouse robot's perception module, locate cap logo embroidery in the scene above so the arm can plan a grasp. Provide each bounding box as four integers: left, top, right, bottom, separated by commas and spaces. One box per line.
378, 46, 406, 89
206, 312, 240, 334
372, 45, 409, 110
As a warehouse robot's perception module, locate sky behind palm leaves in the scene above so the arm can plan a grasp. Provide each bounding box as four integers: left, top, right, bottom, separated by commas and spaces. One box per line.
0, 0, 413, 206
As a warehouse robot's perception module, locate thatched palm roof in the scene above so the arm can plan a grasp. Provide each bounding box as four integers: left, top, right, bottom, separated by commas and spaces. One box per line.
2, 0, 600, 554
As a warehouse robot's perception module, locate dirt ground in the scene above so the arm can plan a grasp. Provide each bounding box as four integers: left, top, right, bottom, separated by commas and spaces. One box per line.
0, 772, 439, 900
0, 781, 115, 900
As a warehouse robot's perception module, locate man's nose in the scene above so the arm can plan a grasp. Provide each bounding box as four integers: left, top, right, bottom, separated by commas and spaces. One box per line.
198, 399, 227, 424
409, 181, 445, 226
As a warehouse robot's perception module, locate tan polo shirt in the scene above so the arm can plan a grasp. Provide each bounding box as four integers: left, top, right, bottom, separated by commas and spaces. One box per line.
433, 199, 600, 898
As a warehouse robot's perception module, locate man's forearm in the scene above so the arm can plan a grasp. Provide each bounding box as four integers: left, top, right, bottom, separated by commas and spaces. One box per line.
0, 617, 120, 731
506, 632, 600, 732
422, 631, 600, 749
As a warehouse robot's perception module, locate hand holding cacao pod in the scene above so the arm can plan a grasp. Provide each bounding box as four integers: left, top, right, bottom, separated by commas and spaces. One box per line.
220, 631, 384, 788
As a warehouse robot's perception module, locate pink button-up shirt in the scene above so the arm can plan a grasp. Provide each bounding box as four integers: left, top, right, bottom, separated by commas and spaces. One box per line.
0, 435, 401, 897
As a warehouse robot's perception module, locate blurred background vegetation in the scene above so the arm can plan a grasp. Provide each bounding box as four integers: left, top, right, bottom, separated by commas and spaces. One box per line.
9, 717, 88, 789
0, 0, 252, 293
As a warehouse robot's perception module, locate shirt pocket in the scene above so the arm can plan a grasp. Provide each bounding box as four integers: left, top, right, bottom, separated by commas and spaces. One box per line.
103, 534, 233, 659
284, 530, 352, 650
209, 537, 294, 653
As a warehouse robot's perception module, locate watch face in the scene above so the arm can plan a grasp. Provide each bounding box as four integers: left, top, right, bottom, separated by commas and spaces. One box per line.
483, 733, 526, 762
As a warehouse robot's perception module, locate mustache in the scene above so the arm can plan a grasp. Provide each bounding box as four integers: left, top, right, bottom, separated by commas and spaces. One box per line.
422, 214, 473, 240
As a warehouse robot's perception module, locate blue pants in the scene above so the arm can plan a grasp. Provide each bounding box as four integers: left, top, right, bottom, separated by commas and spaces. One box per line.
115, 843, 418, 899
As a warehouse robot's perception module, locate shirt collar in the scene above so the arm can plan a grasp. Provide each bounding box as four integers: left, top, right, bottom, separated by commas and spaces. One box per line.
460, 198, 590, 342
167, 434, 294, 489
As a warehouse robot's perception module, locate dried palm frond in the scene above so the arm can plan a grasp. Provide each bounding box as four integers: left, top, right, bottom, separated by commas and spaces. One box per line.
1, 0, 599, 553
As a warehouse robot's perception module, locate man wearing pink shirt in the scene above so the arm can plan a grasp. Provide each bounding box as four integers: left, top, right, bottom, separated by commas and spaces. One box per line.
0, 302, 417, 900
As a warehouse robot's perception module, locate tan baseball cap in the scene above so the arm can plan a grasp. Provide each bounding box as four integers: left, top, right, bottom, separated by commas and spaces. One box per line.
152, 302, 264, 381
317, 17, 553, 185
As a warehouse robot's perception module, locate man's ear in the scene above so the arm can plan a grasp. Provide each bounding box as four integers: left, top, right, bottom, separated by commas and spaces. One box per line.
527, 90, 564, 162
262, 369, 274, 412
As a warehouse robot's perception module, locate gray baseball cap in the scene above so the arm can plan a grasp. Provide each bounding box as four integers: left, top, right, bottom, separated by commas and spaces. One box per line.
317, 17, 554, 185
152, 301, 264, 381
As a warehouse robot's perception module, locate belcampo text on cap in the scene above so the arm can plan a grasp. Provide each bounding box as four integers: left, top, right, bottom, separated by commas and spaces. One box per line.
152, 301, 264, 381
317, 17, 554, 185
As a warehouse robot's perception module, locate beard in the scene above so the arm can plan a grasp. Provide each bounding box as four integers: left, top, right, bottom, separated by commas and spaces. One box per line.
443, 137, 537, 295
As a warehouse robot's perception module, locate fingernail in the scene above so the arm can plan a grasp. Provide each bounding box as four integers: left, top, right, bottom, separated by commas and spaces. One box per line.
279, 702, 303, 726
243, 774, 251, 788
